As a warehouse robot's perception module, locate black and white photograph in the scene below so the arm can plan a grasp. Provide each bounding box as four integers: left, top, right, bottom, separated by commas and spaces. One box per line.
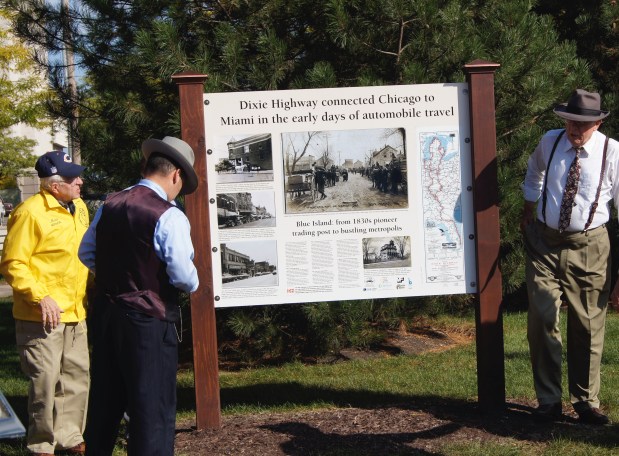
362, 236, 411, 269
221, 240, 279, 288
213, 133, 274, 183
217, 191, 276, 229
283, 128, 408, 214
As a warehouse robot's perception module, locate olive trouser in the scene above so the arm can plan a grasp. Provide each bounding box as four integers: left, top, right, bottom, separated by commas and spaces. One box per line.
16, 319, 89, 454
525, 221, 609, 412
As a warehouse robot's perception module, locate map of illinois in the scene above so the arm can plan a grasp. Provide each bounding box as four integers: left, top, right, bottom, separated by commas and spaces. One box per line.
420, 131, 465, 283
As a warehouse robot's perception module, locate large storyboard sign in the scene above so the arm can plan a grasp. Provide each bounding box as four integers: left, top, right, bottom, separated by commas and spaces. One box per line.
203, 83, 476, 308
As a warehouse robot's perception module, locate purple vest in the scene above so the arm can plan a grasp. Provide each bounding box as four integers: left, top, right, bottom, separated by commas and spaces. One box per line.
95, 185, 179, 321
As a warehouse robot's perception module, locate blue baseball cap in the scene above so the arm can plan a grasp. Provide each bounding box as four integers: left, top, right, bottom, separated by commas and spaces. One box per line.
35, 151, 85, 178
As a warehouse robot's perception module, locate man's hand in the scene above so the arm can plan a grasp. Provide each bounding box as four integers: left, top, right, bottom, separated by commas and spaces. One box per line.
520, 201, 536, 232
39, 296, 64, 329
611, 281, 619, 311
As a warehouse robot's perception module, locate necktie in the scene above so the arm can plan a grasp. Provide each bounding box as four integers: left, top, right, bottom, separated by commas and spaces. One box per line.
558, 147, 582, 233
61, 201, 76, 215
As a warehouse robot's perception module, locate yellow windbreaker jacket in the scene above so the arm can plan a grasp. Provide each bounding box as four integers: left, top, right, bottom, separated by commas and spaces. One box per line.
0, 191, 90, 322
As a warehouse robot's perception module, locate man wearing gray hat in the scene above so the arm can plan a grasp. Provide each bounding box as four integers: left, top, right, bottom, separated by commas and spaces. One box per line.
0, 151, 89, 455
79, 137, 199, 455
521, 89, 619, 425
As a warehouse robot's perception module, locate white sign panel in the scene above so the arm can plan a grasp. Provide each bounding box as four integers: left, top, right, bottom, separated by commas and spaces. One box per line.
203, 83, 476, 308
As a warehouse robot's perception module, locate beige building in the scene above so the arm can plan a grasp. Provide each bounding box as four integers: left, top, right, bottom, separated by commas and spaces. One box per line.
1, 14, 68, 203
1, 14, 67, 156
370, 145, 399, 167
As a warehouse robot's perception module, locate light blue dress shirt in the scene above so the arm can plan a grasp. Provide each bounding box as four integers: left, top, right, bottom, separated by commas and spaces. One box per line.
78, 179, 199, 293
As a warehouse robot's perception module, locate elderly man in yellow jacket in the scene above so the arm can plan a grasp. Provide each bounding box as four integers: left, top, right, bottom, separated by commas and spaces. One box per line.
0, 151, 89, 456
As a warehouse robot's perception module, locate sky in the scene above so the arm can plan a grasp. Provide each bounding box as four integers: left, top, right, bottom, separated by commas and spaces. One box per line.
249, 190, 276, 213
225, 240, 278, 266
283, 128, 405, 165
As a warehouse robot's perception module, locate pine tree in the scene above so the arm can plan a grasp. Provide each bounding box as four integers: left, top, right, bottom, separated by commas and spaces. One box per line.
533, 0, 619, 134
4, 0, 596, 357
533, 0, 619, 292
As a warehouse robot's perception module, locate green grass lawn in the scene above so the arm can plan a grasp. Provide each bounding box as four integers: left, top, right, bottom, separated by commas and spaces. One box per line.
3, 297, 619, 455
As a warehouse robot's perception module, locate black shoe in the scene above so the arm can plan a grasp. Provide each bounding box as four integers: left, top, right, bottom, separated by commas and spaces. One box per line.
577, 408, 609, 425
533, 402, 562, 422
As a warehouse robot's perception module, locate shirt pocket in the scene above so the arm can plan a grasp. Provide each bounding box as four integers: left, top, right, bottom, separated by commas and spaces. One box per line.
579, 171, 596, 194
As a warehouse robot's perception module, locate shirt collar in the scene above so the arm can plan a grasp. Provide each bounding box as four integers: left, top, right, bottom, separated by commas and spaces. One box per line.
137, 178, 176, 206
561, 129, 603, 156
40, 189, 65, 209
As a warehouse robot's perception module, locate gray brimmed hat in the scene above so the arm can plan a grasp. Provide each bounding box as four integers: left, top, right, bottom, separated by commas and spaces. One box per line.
554, 89, 609, 122
142, 136, 198, 195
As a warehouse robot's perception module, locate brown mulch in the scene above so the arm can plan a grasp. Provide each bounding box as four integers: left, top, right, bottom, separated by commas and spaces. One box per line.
172, 328, 619, 455
175, 400, 613, 455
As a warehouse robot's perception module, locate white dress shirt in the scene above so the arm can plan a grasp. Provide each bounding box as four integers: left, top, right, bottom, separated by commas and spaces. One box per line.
523, 128, 619, 231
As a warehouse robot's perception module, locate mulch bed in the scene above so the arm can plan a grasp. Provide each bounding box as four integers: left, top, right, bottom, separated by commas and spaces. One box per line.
174, 400, 612, 455
172, 327, 618, 455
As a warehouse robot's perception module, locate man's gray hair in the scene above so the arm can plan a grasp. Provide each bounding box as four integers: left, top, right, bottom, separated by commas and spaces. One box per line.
40, 175, 65, 192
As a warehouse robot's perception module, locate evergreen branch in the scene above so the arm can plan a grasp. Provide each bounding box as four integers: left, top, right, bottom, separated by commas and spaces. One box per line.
497, 111, 550, 140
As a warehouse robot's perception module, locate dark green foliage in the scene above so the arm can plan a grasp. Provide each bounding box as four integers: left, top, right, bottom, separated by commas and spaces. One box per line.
533, 1, 619, 127
5, 0, 615, 362
214, 297, 472, 366
302, 300, 398, 353
533, 0, 619, 293
217, 305, 314, 365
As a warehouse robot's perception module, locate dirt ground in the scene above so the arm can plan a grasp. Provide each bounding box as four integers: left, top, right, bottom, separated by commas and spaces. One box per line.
174, 402, 581, 455
172, 328, 616, 455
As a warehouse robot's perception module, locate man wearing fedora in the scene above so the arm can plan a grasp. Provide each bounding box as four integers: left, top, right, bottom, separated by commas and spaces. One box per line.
79, 137, 199, 455
521, 89, 619, 424
0, 151, 90, 455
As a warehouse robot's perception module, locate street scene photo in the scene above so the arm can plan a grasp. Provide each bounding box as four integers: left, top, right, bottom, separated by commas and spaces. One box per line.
217, 191, 276, 229
221, 240, 278, 288
283, 128, 408, 214
214, 133, 274, 183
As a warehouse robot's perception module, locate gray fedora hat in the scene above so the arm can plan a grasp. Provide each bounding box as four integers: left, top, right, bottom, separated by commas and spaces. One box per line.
142, 136, 199, 195
554, 89, 609, 122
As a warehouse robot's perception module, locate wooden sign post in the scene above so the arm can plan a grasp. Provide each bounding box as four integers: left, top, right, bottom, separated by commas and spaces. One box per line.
175, 59, 505, 429
173, 72, 221, 429
464, 60, 505, 411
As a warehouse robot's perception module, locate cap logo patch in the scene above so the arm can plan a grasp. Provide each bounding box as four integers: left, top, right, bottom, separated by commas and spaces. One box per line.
63, 154, 72, 163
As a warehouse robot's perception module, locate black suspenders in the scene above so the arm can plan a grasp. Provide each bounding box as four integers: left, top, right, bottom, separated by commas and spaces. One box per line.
585, 136, 609, 231
541, 130, 565, 224
541, 129, 609, 232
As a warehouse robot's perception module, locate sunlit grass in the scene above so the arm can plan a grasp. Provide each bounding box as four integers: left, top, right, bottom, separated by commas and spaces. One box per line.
4, 300, 619, 455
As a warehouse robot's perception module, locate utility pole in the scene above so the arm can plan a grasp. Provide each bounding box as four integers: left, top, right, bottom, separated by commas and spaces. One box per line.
61, 0, 80, 164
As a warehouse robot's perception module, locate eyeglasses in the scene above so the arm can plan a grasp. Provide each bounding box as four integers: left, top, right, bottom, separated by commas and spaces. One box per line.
565, 120, 599, 129
58, 177, 82, 186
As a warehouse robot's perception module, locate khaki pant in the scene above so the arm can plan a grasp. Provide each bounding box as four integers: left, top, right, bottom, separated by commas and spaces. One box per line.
525, 221, 609, 412
16, 319, 90, 454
